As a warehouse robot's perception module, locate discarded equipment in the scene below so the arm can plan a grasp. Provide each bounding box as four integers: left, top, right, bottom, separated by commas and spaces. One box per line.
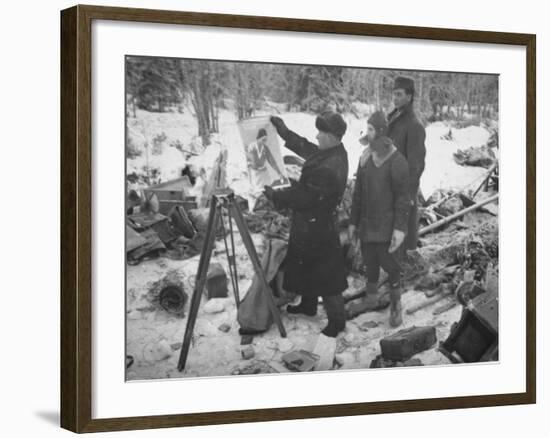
439, 288, 498, 363
282, 350, 320, 372
380, 326, 437, 361
143, 176, 195, 215
177, 188, 286, 372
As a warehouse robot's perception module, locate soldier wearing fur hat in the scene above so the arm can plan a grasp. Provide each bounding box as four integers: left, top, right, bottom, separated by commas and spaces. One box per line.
265, 112, 349, 337
387, 76, 426, 252
348, 111, 410, 326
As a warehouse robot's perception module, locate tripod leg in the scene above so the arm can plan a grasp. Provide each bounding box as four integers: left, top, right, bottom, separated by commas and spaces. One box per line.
220, 210, 240, 308
227, 214, 241, 305
228, 201, 287, 338
177, 197, 220, 372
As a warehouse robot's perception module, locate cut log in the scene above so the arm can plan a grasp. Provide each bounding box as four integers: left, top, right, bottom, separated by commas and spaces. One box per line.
146, 270, 188, 317
406, 285, 454, 315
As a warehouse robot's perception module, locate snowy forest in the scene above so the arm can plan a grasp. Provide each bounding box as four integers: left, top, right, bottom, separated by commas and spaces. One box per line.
126, 56, 498, 146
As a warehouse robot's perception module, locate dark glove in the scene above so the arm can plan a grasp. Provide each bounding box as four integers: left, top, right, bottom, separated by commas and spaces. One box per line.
270, 116, 290, 140
263, 185, 276, 202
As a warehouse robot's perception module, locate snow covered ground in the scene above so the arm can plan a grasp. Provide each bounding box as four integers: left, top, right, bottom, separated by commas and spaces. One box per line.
127, 108, 492, 201
125, 107, 497, 380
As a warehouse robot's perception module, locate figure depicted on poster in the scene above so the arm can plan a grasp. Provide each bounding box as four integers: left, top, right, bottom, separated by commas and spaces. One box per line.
238, 116, 290, 194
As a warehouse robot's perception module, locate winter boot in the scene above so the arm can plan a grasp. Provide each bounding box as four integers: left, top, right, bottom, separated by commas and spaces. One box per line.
321, 294, 346, 337
287, 295, 318, 317
389, 282, 403, 327
346, 282, 390, 319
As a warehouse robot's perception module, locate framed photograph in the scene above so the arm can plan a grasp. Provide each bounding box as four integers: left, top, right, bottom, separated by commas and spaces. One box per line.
60, 4, 536, 433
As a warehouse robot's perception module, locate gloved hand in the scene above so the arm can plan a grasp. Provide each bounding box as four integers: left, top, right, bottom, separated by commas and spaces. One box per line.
270, 116, 290, 140
389, 229, 406, 253
263, 185, 276, 202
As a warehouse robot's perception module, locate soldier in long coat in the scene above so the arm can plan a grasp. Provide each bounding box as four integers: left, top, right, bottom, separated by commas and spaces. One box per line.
387, 76, 427, 252
265, 112, 349, 337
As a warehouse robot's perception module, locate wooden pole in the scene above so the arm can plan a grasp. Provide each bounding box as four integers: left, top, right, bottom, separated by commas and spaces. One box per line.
419, 193, 499, 236
472, 162, 498, 198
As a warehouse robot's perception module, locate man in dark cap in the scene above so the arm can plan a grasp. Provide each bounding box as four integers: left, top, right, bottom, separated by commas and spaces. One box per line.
348, 111, 410, 326
387, 76, 426, 254
265, 112, 349, 337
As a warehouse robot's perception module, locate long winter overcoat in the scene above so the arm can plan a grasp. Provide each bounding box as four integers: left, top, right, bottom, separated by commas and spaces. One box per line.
387, 102, 426, 249
271, 130, 349, 297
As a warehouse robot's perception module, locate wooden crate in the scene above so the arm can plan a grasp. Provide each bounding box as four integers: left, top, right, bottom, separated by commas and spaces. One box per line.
143, 177, 195, 215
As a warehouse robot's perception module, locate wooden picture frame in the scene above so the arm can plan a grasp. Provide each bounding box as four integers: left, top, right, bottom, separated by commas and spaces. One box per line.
60, 4, 536, 433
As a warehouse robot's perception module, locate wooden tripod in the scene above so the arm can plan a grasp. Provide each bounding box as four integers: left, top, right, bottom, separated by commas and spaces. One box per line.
177, 188, 286, 372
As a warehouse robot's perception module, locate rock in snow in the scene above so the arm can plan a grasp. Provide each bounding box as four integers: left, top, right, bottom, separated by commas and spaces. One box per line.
203, 298, 226, 314
241, 346, 255, 360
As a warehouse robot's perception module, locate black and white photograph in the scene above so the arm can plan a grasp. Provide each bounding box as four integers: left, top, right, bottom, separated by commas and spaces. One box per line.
124, 56, 499, 380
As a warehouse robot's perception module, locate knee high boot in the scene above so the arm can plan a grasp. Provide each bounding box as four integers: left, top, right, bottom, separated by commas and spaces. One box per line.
389, 283, 403, 327
321, 294, 346, 337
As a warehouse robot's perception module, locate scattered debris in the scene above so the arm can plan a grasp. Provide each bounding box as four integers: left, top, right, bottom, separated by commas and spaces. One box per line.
240, 335, 254, 345
169, 205, 196, 238
453, 145, 496, 168
380, 326, 437, 361
282, 350, 320, 372
415, 268, 447, 291
432, 299, 460, 315
440, 128, 453, 140
170, 342, 182, 351
218, 323, 231, 333
127, 227, 166, 264
420, 194, 499, 236
370, 355, 424, 368
128, 211, 179, 245
231, 360, 276, 375
407, 284, 454, 315
359, 321, 380, 331
205, 263, 229, 299
241, 346, 255, 360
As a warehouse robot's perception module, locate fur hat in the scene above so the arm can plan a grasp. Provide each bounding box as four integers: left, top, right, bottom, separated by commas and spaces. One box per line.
315, 111, 347, 139
393, 76, 415, 95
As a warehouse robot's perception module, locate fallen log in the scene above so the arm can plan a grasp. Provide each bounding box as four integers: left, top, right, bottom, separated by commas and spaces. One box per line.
406, 287, 454, 315
419, 193, 499, 236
